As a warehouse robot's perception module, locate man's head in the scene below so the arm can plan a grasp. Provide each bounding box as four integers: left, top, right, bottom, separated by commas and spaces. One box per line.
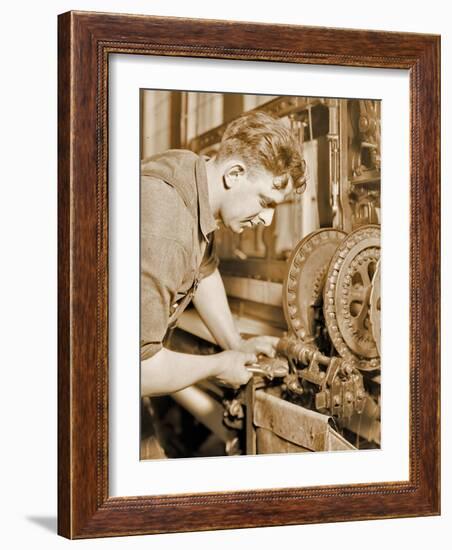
213, 111, 306, 234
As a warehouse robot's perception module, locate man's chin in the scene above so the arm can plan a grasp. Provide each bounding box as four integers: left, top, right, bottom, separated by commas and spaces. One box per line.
219, 217, 245, 234
225, 220, 244, 234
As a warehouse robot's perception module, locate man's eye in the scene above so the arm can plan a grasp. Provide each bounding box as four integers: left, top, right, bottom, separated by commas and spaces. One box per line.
260, 197, 277, 209
272, 180, 288, 192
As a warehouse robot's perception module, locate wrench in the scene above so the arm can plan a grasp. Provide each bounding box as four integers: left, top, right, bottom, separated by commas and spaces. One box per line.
246, 356, 289, 380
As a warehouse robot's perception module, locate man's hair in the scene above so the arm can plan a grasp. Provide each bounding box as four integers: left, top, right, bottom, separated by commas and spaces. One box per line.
216, 111, 307, 193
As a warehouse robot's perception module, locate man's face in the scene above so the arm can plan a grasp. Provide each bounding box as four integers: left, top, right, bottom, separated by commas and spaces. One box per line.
219, 163, 292, 234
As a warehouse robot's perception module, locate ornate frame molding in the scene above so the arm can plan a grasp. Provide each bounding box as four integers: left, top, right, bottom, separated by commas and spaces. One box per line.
58, 11, 440, 538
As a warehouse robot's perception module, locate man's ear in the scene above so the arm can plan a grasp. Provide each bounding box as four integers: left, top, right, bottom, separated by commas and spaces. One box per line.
223, 162, 246, 189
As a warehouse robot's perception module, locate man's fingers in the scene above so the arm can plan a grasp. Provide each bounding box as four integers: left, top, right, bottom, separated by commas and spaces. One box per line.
243, 369, 253, 383
244, 353, 258, 364
264, 336, 280, 346
254, 342, 276, 357
252, 336, 279, 357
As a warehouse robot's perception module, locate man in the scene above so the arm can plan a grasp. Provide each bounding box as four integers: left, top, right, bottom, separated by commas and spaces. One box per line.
141, 111, 306, 399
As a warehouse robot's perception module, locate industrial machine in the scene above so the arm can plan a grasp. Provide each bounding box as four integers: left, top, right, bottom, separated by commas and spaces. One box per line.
222, 223, 381, 454
143, 94, 381, 458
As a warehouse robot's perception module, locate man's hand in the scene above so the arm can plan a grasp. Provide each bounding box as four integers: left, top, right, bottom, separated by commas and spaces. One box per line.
237, 335, 279, 358
213, 350, 256, 388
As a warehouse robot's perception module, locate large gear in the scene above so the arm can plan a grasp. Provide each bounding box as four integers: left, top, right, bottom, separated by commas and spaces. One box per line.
370, 259, 381, 356
283, 228, 346, 344
323, 225, 380, 361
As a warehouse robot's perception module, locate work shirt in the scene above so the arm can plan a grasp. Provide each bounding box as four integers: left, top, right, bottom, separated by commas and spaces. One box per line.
140, 150, 218, 360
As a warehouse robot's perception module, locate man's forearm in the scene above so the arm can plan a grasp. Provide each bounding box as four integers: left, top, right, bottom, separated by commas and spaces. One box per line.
192, 268, 280, 358
192, 268, 242, 350
141, 347, 255, 397
141, 348, 221, 397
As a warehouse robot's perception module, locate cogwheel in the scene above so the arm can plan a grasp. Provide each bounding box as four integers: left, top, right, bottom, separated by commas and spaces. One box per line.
370, 259, 381, 356
283, 228, 346, 343
323, 225, 380, 361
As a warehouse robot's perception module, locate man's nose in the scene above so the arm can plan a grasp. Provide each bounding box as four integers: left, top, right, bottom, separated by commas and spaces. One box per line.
259, 208, 275, 226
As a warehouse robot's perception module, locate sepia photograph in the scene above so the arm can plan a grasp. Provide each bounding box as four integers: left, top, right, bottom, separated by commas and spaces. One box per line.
139, 90, 381, 460
54, 6, 441, 538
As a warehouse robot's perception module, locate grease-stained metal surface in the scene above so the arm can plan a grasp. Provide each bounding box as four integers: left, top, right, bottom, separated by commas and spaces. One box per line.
254, 391, 355, 452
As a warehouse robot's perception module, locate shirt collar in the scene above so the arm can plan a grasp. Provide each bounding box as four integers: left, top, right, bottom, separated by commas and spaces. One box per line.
195, 156, 218, 241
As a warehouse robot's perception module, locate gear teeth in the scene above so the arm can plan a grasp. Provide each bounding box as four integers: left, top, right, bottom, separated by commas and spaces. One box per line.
323, 225, 381, 362
284, 229, 346, 342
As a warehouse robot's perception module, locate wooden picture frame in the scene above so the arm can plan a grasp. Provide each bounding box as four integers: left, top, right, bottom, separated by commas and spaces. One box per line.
58, 10, 440, 538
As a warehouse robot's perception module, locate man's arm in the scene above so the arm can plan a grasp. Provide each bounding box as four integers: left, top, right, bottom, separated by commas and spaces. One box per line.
192, 268, 279, 356
140, 178, 256, 397
192, 268, 241, 349
141, 348, 255, 397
